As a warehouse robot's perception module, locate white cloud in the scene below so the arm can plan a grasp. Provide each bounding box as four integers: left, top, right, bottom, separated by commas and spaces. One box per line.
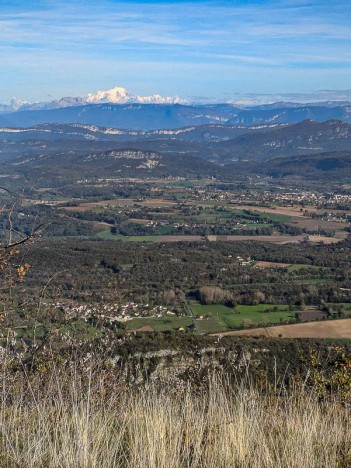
1, 0, 351, 101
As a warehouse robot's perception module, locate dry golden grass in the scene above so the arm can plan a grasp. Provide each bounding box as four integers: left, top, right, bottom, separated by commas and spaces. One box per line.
216, 318, 351, 339
0, 368, 351, 468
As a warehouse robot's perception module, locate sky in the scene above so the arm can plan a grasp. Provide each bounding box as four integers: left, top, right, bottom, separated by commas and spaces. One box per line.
1, 0, 351, 104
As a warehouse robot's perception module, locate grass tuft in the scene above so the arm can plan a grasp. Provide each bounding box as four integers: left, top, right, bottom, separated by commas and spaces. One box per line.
0, 364, 350, 467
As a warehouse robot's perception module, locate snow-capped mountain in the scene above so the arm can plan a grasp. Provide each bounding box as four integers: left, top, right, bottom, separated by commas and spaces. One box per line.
0, 97, 31, 113
85, 86, 187, 105
0, 86, 188, 113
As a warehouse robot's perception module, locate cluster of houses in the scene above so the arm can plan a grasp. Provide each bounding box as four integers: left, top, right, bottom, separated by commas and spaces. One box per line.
51, 301, 176, 323
188, 187, 351, 208
236, 256, 253, 266
240, 190, 351, 207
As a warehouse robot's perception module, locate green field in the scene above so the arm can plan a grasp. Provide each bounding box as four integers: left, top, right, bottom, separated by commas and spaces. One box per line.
126, 316, 193, 332
61, 300, 307, 334
195, 316, 224, 333
236, 304, 290, 313
191, 303, 294, 333
237, 210, 292, 223
164, 180, 194, 187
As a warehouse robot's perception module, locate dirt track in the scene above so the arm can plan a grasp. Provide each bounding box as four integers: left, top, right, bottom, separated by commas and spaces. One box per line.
256, 261, 292, 268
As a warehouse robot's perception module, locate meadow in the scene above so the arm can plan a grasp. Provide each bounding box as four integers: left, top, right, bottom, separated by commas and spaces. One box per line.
123, 304, 295, 334
191, 304, 293, 333
126, 316, 193, 332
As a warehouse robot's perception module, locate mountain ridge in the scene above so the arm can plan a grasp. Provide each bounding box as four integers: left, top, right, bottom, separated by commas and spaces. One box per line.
2, 101, 351, 130
1, 120, 351, 164
0, 86, 188, 113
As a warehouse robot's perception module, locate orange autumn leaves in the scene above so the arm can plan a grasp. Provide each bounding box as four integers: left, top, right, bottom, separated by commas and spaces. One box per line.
0, 248, 30, 281
17, 263, 31, 278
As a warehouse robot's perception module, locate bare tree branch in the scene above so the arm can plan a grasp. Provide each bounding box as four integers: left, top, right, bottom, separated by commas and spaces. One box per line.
0, 221, 50, 250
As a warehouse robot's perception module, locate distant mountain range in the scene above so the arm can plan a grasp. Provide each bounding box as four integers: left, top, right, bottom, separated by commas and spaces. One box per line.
0, 103, 240, 130
215, 119, 351, 162
1, 120, 350, 164
5, 148, 227, 181
0, 86, 188, 113
1, 102, 351, 131
0, 122, 284, 142
232, 151, 351, 185
5, 145, 350, 185
1, 86, 351, 130
1, 87, 350, 188
1, 120, 350, 185
228, 105, 351, 125
243, 151, 351, 182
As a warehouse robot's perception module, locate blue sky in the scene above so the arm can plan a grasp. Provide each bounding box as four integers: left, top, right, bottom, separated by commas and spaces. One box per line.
1, 0, 351, 103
